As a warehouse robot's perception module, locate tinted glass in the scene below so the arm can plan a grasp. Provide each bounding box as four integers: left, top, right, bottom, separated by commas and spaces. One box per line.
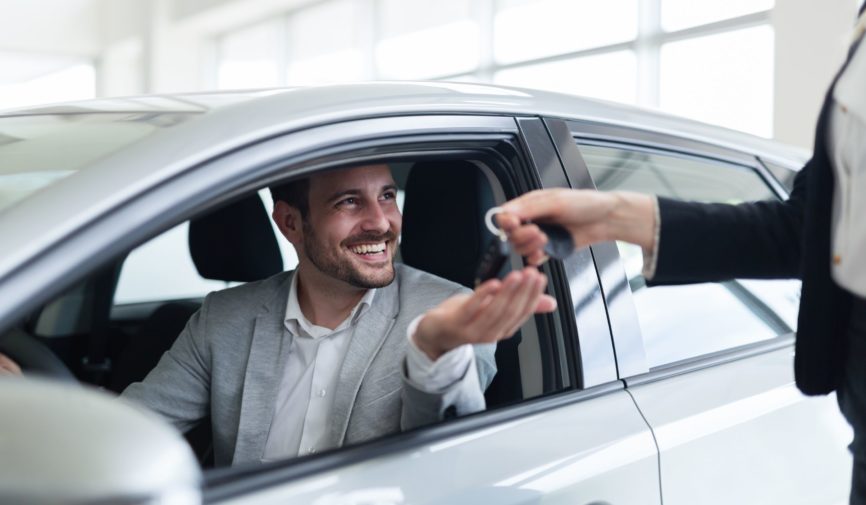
579, 143, 800, 368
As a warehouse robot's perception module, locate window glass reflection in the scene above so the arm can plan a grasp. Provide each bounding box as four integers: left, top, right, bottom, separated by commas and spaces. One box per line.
580, 143, 800, 368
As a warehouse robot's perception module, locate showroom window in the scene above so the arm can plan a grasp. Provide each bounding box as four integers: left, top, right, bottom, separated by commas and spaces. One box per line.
0, 51, 95, 110
212, 0, 774, 136
578, 143, 800, 368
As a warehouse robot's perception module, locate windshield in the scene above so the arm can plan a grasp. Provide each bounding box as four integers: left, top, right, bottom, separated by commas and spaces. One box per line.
0, 111, 195, 214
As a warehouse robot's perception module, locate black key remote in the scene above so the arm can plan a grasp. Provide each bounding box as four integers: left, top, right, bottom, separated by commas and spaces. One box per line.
538, 223, 575, 260
474, 237, 510, 286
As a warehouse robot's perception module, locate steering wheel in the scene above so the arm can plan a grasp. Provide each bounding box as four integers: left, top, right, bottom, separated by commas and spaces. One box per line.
0, 327, 77, 382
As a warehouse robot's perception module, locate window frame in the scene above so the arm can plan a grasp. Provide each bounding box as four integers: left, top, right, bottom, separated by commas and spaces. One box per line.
0, 113, 623, 496
549, 117, 799, 381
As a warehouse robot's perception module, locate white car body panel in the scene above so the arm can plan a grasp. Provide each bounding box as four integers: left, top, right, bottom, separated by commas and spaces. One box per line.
628, 346, 852, 504
222, 391, 659, 505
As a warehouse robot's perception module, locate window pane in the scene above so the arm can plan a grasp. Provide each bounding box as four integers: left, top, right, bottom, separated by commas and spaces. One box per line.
660, 25, 774, 137
217, 21, 282, 90
495, 0, 637, 65
579, 144, 799, 368
661, 0, 774, 32
377, 0, 479, 79
115, 192, 299, 305
286, 0, 365, 85
494, 51, 637, 105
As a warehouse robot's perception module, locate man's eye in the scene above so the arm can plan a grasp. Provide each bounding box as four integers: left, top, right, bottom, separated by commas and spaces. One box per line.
338, 197, 358, 207
381, 192, 396, 201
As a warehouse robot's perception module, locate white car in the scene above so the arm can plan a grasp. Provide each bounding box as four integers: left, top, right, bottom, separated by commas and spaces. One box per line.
0, 82, 852, 504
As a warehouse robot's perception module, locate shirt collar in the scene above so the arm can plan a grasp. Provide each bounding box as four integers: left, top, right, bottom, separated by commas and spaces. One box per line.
284, 271, 376, 338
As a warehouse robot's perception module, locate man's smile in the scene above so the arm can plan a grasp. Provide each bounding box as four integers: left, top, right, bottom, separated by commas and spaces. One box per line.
347, 241, 391, 262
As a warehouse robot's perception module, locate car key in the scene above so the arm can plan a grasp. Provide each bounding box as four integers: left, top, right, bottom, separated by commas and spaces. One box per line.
474, 235, 510, 286
475, 207, 515, 286
537, 222, 575, 260
483, 207, 576, 265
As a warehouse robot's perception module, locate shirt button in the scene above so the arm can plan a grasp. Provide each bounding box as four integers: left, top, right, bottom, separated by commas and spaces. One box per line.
833, 254, 842, 265
318, 389, 327, 397
307, 447, 317, 455
841, 104, 849, 114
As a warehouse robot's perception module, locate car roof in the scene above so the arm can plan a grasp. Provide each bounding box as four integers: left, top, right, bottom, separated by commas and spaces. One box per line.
0, 82, 807, 282
0, 82, 808, 164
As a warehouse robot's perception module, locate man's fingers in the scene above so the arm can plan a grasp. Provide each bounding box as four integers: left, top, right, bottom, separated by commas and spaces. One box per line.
500, 270, 547, 336
468, 270, 524, 336
0, 353, 22, 376
470, 269, 544, 342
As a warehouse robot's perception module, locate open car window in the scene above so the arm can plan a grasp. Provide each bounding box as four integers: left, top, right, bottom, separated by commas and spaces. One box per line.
7, 150, 573, 470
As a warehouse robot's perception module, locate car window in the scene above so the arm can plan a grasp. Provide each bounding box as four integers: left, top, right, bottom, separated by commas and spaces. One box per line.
114, 188, 407, 305
578, 143, 801, 368
114, 190, 302, 305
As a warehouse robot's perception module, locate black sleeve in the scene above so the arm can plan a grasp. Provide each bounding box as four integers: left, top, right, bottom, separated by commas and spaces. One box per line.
650, 157, 809, 285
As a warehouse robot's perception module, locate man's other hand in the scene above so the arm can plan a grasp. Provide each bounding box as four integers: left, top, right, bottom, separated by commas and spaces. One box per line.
0, 352, 22, 376
412, 268, 556, 361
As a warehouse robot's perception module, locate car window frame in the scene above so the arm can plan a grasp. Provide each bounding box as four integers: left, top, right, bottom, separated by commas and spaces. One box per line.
0, 113, 624, 497
547, 117, 799, 383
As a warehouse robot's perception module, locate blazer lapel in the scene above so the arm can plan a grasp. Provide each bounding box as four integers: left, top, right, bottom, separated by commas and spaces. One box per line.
327, 279, 400, 447
233, 273, 294, 463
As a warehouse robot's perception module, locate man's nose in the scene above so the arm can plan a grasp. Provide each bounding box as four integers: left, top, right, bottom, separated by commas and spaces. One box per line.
360, 202, 390, 232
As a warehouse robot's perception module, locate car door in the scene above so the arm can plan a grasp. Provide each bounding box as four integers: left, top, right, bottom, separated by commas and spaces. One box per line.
549, 117, 853, 505
0, 111, 659, 504
190, 116, 660, 504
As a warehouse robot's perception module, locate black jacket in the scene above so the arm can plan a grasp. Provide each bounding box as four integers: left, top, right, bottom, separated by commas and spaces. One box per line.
652, 6, 865, 396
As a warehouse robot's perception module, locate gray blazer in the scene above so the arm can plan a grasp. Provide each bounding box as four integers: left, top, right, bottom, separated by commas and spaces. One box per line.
122, 264, 497, 466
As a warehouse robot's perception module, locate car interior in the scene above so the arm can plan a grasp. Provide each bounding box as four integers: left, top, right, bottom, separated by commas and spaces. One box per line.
0, 157, 559, 468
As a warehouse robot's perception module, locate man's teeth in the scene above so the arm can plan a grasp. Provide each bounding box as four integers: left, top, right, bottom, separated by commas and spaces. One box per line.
350, 243, 386, 254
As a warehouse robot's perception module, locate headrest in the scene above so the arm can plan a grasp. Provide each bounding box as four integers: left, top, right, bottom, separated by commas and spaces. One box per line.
400, 161, 496, 288
188, 194, 283, 282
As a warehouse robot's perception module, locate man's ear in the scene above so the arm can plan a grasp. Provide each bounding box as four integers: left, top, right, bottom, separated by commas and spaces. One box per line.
272, 201, 303, 245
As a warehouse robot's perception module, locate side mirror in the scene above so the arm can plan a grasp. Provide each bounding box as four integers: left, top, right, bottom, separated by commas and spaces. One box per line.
0, 378, 202, 504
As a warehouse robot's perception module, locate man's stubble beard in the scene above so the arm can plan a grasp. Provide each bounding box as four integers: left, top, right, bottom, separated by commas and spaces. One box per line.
301, 219, 396, 289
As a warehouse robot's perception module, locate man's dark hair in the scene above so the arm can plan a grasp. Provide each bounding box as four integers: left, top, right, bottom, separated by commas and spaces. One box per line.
270, 177, 310, 218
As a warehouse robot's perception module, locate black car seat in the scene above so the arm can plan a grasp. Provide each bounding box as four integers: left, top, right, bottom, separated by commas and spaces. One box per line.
400, 160, 523, 407
109, 193, 284, 467
109, 194, 284, 392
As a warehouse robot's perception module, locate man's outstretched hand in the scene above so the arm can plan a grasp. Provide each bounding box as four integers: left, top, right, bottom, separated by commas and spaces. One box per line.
412, 267, 556, 360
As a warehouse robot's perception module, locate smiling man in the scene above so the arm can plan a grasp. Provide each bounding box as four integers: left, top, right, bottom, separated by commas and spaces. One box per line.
121, 163, 554, 466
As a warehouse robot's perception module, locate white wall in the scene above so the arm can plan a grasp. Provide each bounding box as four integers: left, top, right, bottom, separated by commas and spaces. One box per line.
773, 0, 860, 149
0, 0, 99, 56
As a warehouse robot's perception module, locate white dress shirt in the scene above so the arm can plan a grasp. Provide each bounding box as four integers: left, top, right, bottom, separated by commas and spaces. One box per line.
261, 273, 476, 461
829, 14, 866, 297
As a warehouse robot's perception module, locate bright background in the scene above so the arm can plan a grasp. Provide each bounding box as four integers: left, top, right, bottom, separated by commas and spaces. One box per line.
0, 0, 862, 148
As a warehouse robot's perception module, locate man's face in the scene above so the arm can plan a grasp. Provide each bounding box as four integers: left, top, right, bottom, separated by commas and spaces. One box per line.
298, 164, 402, 289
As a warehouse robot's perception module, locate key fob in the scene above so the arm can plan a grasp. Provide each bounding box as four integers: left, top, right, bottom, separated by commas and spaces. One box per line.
538, 223, 575, 260
474, 237, 510, 286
